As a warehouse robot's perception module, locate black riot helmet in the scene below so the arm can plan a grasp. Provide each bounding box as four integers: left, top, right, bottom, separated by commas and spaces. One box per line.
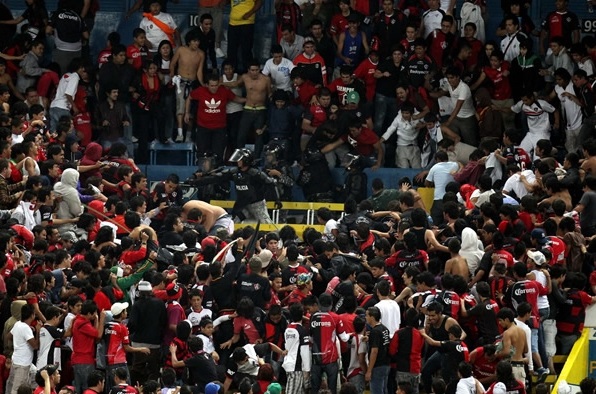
228, 148, 255, 166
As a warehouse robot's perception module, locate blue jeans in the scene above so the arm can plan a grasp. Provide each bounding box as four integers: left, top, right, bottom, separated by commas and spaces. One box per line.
311, 362, 339, 394
49, 107, 71, 131
373, 94, 398, 136
421, 351, 444, 393
73, 364, 96, 394
370, 365, 391, 394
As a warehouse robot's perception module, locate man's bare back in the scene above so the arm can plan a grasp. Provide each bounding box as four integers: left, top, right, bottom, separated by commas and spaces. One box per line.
445, 256, 470, 281
242, 73, 270, 107
581, 156, 596, 177
183, 200, 227, 232
504, 323, 527, 362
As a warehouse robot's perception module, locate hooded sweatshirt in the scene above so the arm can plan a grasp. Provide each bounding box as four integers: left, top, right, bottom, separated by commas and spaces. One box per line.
460, 227, 484, 274
79, 142, 104, 181
2, 300, 26, 358
54, 168, 83, 234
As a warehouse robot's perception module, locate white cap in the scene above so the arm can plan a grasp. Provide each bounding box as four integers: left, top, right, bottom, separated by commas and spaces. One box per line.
527, 250, 547, 266
492, 382, 507, 394
110, 302, 129, 316
138, 281, 153, 292
558, 380, 572, 394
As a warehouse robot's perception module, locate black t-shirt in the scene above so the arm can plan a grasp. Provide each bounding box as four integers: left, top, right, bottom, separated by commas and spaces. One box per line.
185, 352, 219, 392
236, 273, 271, 309
467, 299, 500, 342
39, 205, 53, 223
368, 323, 391, 366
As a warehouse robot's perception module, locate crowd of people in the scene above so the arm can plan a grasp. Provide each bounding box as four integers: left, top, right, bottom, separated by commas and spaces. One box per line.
0, 0, 596, 394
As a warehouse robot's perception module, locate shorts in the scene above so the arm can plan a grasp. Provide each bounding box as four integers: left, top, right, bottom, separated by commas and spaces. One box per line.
175, 78, 198, 115
511, 363, 526, 388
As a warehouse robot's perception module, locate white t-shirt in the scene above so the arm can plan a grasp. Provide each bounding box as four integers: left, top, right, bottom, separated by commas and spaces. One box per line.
375, 299, 401, 338
427, 161, 459, 200
262, 57, 295, 92
532, 269, 550, 310
555, 82, 583, 131
324, 219, 338, 242
64, 312, 75, 349
140, 12, 177, 51
447, 81, 475, 118
514, 318, 533, 371
511, 99, 555, 134
422, 9, 444, 38
36, 325, 64, 370
50, 72, 80, 110
456, 376, 485, 394
502, 170, 535, 200
11, 321, 35, 366
223, 73, 244, 114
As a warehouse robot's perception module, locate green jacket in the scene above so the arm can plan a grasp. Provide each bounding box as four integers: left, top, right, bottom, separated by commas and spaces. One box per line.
116, 259, 155, 303
368, 189, 400, 211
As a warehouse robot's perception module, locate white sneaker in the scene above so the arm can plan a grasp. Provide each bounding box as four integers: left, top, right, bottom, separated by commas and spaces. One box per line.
164, 138, 175, 144
132, 136, 139, 143
175, 134, 184, 142
216, 48, 225, 58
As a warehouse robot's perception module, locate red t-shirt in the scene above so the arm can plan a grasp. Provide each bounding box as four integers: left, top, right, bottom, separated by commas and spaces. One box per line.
354, 58, 378, 102
126, 45, 148, 70
190, 86, 236, 129
304, 104, 328, 131
34, 386, 56, 394
342, 127, 379, 156
233, 316, 261, 344
104, 321, 130, 365
329, 13, 349, 38
483, 62, 511, 100
295, 81, 318, 107
547, 236, 566, 265
72, 315, 99, 365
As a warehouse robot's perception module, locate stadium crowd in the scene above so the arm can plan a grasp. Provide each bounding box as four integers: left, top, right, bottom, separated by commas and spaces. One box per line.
1, 0, 596, 394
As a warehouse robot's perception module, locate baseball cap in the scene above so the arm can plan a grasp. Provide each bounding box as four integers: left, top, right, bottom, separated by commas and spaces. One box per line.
492, 382, 507, 394
346, 91, 360, 104
166, 282, 183, 300
111, 302, 129, 316
201, 236, 216, 250
347, 12, 360, 23
258, 249, 273, 269
138, 280, 153, 292
530, 228, 548, 245
297, 272, 312, 286
111, 265, 124, 278
558, 381, 572, 394
205, 383, 221, 394
265, 383, 282, 394
527, 250, 547, 266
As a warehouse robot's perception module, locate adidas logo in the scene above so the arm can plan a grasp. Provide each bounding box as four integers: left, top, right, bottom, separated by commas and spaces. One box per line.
204, 98, 222, 113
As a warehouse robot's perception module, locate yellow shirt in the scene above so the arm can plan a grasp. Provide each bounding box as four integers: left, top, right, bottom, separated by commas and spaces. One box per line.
229, 0, 257, 25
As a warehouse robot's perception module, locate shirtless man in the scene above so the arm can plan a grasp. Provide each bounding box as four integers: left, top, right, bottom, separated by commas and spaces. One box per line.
445, 238, 470, 281
581, 139, 596, 180
170, 30, 205, 142
183, 199, 234, 236
496, 307, 528, 386
233, 59, 272, 156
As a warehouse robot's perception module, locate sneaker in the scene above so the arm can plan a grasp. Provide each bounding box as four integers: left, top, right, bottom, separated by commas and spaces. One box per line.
164, 138, 175, 144
216, 47, 225, 58
536, 367, 549, 382
175, 134, 184, 142
132, 136, 139, 143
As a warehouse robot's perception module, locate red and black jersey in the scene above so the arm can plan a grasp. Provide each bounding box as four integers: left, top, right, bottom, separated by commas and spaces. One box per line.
386, 248, 428, 292
164, 337, 189, 377
546, 236, 566, 265
281, 264, 310, 288
389, 326, 424, 373
276, 2, 301, 38
557, 288, 593, 335
540, 10, 580, 48
470, 347, 498, 382
310, 310, 346, 364
436, 290, 461, 319
108, 384, 138, 394
503, 145, 532, 170
504, 280, 548, 329
426, 30, 457, 69
488, 276, 510, 308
